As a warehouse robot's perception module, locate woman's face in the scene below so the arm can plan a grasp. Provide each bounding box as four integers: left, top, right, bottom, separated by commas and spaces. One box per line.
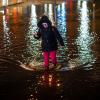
42, 22, 48, 28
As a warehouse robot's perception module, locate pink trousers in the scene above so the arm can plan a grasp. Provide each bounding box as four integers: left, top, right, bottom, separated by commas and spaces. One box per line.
43, 50, 57, 68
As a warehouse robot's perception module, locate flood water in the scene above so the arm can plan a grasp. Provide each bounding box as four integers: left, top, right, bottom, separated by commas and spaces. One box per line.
0, 0, 100, 100
0, 0, 100, 69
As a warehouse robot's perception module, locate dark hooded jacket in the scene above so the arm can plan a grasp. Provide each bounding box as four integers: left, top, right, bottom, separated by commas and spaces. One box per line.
34, 15, 64, 52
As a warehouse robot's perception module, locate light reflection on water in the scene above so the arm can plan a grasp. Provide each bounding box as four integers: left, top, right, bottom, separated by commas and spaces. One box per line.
3, 16, 11, 51
0, 0, 100, 100
25, 72, 63, 100
25, 4, 39, 61
0, 0, 98, 69
76, 1, 96, 67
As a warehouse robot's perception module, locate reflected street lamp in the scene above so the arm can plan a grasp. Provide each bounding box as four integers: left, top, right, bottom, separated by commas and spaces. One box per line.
2, 0, 8, 6
54, 0, 57, 25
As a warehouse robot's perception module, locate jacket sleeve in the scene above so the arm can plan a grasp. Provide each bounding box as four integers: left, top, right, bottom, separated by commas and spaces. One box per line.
53, 27, 64, 46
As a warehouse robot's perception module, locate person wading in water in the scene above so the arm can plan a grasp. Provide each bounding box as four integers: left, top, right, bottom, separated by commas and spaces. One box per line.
34, 15, 64, 70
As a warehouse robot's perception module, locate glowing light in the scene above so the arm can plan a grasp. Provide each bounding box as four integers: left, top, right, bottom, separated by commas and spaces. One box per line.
25, 4, 38, 57
44, 4, 48, 15
44, 4, 54, 23
76, 1, 95, 65
57, 83, 60, 87
3, 15, 11, 53
2, 0, 8, 6
49, 75, 52, 86
56, 2, 66, 35
48, 4, 53, 22
31, 5, 36, 17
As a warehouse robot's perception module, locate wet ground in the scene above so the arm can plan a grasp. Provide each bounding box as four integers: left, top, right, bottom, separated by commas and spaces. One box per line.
0, 0, 100, 100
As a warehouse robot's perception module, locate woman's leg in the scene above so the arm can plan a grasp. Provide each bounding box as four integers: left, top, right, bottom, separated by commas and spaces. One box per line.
49, 50, 57, 66
43, 51, 49, 68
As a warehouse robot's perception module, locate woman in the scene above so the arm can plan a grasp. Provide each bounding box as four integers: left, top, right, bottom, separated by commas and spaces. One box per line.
34, 15, 64, 70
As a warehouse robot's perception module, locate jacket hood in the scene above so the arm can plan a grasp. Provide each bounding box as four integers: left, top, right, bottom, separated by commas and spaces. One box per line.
37, 15, 52, 29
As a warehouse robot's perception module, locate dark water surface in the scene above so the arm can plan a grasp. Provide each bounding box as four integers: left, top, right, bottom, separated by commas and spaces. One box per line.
0, 0, 100, 100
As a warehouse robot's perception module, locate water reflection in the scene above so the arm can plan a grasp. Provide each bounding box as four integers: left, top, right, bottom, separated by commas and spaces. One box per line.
0, 0, 99, 70
76, 1, 96, 67
25, 4, 42, 64
2, 15, 12, 56
26, 4, 38, 55
26, 72, 63, 100
57, 2, 66, 36
56, 2, 67, 63
44, 4, 54, 23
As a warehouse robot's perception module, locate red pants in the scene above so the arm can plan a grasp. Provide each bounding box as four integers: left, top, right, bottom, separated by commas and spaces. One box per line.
43, 50, 57, 68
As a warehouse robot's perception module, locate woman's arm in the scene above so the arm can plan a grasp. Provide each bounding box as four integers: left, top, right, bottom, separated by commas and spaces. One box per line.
34, 29, 41, 39
53, 27, 64, 46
